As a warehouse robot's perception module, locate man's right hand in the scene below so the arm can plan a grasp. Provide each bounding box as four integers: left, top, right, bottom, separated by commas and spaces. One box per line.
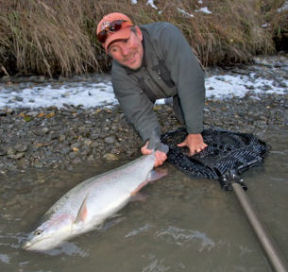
141, 141, 167, 167
177, 133, 207, 156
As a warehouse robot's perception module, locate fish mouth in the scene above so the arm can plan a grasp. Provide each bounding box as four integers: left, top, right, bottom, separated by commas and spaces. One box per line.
21, 236, 47, 251
21, 239, 49, 252
21, 240, 33, 250
21, 235, 63, 252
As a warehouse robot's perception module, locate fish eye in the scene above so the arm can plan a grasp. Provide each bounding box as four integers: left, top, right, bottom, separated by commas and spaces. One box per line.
34, 229, 43, 236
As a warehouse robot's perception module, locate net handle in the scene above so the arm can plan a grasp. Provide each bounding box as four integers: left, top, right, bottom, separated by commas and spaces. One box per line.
231, 180, 288, 272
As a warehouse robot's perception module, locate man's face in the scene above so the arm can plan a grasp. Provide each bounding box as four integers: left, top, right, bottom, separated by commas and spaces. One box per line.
108, 27, 144, 70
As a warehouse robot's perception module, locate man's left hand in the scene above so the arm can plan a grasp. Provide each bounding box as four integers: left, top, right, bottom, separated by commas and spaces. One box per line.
177, 133, 207, 156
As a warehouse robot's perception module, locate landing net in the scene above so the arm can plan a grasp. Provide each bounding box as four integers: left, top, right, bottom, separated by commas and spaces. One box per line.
161, 128, 267, 182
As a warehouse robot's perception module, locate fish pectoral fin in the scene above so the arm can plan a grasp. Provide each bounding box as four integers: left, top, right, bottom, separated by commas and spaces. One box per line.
130, 169, 168, 196
148, 168, 168, 183
74, 195, 89, 224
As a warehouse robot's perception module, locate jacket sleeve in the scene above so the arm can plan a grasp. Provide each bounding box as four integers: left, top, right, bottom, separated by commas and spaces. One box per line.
155, 23, 205, 134
111, 64, 162, 147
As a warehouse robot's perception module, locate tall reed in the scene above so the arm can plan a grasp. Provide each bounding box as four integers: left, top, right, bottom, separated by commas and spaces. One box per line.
0, 0, 286, 76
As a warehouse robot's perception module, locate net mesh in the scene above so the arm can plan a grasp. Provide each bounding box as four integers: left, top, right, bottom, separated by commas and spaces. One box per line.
161, 128, 268, 180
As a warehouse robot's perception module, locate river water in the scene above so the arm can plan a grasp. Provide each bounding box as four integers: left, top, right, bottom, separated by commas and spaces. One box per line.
0, 125, 287, 272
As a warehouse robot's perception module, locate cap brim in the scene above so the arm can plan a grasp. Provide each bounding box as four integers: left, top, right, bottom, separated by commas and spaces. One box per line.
104, 27, 132, 52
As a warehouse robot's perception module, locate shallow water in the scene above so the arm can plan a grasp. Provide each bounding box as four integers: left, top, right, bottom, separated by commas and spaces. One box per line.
0, 127, 287, 272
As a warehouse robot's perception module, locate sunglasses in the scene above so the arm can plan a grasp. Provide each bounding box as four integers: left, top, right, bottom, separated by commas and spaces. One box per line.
97, 20, 128, 43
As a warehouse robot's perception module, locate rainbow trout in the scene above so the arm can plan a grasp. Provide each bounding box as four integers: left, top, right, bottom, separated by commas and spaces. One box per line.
23, 153, 165, 251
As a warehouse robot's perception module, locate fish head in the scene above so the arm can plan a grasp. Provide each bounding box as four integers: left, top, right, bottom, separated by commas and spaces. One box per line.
22, 213, 74, 251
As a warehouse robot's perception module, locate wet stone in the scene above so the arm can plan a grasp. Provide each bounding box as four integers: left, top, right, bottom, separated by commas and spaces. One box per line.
15, 143, 28, 153
104, 136, 116, 144
7, 152, 25, 160
33, 160, 44, 168
32, 127, 49, 136
90, 133, 100, 140
0, 147, 7, 156
26, 111, 39, 117
87, 154, 95, 161
6, 147, 16, 155
72, 157, 82, 164
14, 96, 23, 102
69, 152, 78, 159
103, 153, 118, 161
16, 158, 30, 169
83, 139, 93, 146
71, 142, 81, 150
59, 135, 66, 142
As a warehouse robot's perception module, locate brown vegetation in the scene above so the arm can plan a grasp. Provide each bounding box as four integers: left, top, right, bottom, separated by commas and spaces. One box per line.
0, 0, 287, 77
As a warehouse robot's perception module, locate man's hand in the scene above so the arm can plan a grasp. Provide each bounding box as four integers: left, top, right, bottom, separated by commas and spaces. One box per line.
141, 141, 167, 167
177, 133, 207, 156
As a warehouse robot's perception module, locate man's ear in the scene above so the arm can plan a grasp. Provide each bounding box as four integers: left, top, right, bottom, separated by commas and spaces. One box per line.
135, 26, 143, 41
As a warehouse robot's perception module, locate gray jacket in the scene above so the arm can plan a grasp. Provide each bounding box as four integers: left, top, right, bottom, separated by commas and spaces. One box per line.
111, 22, 205, 149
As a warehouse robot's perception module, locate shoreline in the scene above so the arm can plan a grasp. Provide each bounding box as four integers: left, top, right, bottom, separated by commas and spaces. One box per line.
0, 93, 287, 173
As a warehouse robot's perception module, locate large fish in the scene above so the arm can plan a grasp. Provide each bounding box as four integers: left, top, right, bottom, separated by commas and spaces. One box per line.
22, 153, 165, 251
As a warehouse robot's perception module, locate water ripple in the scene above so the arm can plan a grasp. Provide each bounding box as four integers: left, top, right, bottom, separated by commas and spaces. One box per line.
154, 226, 215, 252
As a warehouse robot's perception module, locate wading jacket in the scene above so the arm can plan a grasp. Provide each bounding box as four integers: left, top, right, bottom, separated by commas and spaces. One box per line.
111, 22, 205, 149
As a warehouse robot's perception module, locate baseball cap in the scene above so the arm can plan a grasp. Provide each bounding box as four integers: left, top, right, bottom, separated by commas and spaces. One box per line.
97, 12, 134, 52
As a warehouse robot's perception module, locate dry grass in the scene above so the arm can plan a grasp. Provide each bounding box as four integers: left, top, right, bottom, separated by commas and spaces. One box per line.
0, 0, 287, 76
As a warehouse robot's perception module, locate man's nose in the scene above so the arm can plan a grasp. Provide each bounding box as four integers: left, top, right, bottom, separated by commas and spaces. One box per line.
121, 46, 130, 56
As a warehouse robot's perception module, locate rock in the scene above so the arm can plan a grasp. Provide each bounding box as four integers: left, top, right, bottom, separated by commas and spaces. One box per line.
14, 96, 23, 102
0, 147, 7, 156
59, 135, 66, 142
104, 136, 116, 144
83, 139, 93, 146
7, 147, 16, 155
69, 152, 78, 159
72, 157, 82, 164
87, 155, 95, 162
103, 153, 118, 161
33, 160, 43, 168
7, 152, 25, 159
32, 127, 49, 136
90, 133, 100, 140
15, 143, 28, 153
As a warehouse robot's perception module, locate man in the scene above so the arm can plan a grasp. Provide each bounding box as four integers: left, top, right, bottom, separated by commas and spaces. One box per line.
96, 12, 207, 167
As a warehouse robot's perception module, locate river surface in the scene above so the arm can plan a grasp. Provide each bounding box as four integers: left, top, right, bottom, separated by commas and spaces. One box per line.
0, 125, 287, 272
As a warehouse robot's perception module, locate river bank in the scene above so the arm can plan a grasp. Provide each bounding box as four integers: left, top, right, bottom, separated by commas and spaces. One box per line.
0, 93, 287, 173
0, 55, 287, 173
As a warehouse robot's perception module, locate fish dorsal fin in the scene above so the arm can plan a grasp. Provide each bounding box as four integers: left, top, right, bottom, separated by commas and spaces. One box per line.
74, 195, 89, 224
